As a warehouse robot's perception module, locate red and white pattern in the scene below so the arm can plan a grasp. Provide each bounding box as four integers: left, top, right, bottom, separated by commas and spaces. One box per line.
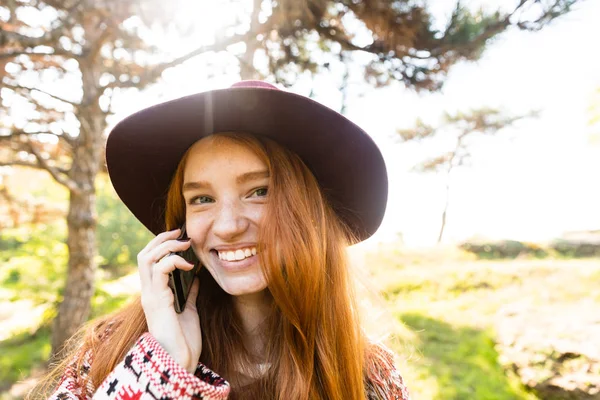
365, 342, 411, 400
49, 333, 409, 400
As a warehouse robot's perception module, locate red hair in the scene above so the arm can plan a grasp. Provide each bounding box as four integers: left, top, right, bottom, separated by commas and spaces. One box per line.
30, 132, 369, 399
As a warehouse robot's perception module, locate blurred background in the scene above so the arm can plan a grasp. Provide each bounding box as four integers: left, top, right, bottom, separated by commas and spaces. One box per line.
1, 0, 599, 398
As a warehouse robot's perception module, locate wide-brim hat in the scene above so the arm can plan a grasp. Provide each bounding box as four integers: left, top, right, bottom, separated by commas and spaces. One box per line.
106, 81, 388, 243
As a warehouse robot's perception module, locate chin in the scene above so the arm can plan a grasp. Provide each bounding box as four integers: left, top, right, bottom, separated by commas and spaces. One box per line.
223, 289, 267, 297
220, 282, 268, 297
212, 274, 268, 297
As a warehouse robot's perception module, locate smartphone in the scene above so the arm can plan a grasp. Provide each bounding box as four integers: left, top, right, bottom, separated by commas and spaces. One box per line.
167, 223, 201, 313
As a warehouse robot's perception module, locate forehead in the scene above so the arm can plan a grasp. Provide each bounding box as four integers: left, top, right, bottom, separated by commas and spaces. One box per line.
183, 136, 267, 178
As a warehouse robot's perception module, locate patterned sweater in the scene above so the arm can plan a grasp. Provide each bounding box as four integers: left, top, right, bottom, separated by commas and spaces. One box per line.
48, 333, 410, 399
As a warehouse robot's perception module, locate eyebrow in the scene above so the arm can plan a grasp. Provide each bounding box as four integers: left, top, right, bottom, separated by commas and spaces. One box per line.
182, 170, 270, 192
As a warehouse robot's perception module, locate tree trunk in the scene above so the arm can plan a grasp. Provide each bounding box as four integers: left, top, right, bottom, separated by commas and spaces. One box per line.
239, 0, 260, 80
437, 175, 451, 243
51, 184, 96, 356
51, 59, 104, 357
239, 44, 258, 80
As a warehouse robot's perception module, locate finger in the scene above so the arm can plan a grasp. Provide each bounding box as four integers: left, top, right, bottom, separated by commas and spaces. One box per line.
137, 230, 180, 288
138, 235, 190, 290
137, 251, 155, 289
138, 261, 152, 289
146, 238, 192, 265
139, 228, 181, 256
151, 255, 196, 290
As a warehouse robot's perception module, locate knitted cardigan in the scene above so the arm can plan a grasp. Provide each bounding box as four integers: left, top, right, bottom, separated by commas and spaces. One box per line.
48, 332, 410, 399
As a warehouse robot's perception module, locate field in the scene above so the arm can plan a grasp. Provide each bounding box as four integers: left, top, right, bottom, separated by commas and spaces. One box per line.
1, 243, 599, 399
363, 246, 600, 399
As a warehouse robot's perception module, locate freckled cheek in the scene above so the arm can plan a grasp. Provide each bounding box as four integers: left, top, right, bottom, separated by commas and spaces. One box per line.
249, 205, 267, 226
183, 215, 210, 249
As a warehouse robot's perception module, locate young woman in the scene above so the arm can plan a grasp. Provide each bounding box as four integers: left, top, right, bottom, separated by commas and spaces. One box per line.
30, 81, 409, 400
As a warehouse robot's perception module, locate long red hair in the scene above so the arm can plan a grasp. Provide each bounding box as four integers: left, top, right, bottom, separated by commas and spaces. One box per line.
30, 132, 369, 399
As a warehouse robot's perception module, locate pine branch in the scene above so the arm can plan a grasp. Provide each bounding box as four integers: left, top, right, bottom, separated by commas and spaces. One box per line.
513, 0, 576, 31
0, 128, 74, 147
25, 139, 78, 193
313, 25, 374, 54
1, 130, 77, 191
3, 82, 79, 106
1, 88, 74, 132
0, 159, 42, 169
154, 32, 251, 74
0, 27, 60, 49
0, 1, 80, 58
105, 32, 251, 90
0, 18, 74, 52
0, 49, 76, 60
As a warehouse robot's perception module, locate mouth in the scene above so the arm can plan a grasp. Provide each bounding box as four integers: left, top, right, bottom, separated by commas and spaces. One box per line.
209, 248, 258, 271
213, 246, 257, 262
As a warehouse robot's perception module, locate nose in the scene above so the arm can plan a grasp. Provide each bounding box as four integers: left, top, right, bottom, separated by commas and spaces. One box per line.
212, 198, 249, 240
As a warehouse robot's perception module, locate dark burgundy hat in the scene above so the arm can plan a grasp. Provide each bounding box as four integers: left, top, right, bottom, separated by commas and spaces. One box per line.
106, 81, 388, 243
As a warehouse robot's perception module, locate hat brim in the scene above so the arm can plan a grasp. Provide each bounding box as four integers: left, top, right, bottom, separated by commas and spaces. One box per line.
106, 86, 388, 243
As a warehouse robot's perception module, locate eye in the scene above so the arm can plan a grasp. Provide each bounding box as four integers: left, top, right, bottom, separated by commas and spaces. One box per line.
250, 187, 268, 198
189, 195, 214, 205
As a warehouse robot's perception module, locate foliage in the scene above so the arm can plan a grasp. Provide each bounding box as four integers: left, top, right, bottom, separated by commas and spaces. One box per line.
96, 175, 153, 273
0, 172, 139, 390
0, 327, 51, 389
0, 287, 129, 392
459, 236, 600, 259
0, 170, 153, 287
0, 0, 582, 169
549, 238, 600, 258
261, 0, 580, 89
0, 266, 130, 391
398, 108, 534, 172
459, 240, 549, 259
0, 222, 68, 304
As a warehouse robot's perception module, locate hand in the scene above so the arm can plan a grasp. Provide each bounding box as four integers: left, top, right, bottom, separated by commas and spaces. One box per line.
137, 228, 202, 373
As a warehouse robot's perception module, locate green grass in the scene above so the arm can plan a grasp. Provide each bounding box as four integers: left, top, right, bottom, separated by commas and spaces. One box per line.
0, 289, 129, 396
398, 313, 536, 400
365, 249, 600, 400
90, 288, 130, 320
0, 271, 131, 394
0, 327, 51, 391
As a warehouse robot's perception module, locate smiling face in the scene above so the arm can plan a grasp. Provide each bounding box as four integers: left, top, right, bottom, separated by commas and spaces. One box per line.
182, 136, 269, 296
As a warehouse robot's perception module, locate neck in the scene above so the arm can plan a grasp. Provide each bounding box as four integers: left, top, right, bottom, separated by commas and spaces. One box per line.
232, 290, 271, 357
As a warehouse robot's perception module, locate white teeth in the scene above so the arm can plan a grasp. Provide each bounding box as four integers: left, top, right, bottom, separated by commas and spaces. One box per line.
217, 247, 257, 261
235, 249, 245, 260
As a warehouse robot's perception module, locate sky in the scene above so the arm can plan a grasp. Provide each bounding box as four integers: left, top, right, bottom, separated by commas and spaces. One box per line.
103, 0, 600, 247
